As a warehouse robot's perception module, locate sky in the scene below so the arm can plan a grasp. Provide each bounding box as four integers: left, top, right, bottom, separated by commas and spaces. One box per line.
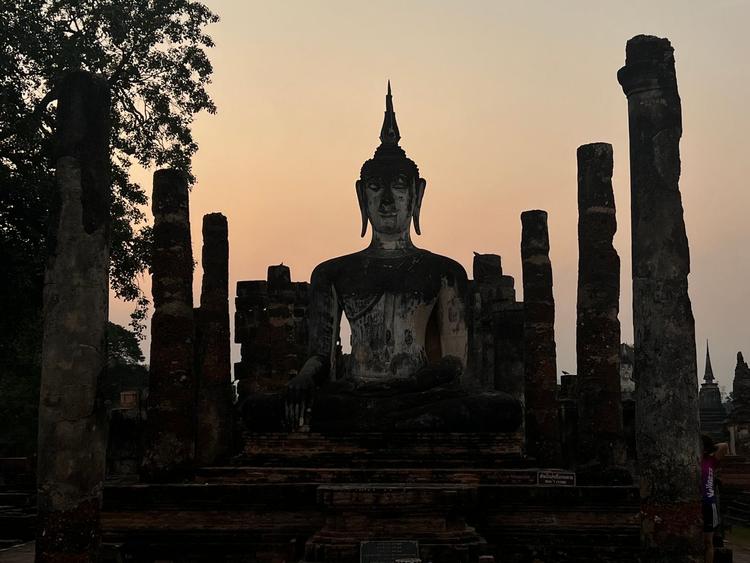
110, 0, 750, 395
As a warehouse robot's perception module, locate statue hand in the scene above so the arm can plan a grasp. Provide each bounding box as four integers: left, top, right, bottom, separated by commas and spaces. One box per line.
285, 360, 321, 430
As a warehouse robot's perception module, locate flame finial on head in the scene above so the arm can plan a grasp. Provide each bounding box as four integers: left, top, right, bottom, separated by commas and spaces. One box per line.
379, 80, 401, 145
361, 81, 418, 176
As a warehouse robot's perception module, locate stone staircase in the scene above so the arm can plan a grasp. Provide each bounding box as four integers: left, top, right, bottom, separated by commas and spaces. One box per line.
725, 490, 750, 526
100, 432, 643, 562
0, 458, 36, 549
716, 456, 750, 527
234, 431, 526, 468
475, 485, 641, 562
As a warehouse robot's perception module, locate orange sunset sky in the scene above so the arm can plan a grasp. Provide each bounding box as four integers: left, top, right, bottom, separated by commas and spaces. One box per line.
110, 0, 750, 394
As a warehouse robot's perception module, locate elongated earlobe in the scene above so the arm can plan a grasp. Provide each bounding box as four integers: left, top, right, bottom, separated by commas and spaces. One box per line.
356, 180, 368, 237
413, 178, 426, 235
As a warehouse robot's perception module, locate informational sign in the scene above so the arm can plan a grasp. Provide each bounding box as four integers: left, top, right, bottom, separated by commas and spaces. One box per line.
494, 470, 539, 485
538, 470, 576, 486
360, 540, 419, 563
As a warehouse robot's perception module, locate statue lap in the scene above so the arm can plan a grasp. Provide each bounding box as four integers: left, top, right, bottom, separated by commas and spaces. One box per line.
313, 363, 521, 432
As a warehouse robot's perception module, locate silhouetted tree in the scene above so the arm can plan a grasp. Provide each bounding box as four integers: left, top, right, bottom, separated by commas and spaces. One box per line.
0, 0, 218, 455
107, 322, 146, 366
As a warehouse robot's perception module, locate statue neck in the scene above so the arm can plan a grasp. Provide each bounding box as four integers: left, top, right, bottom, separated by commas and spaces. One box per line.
367, 229, 415, 254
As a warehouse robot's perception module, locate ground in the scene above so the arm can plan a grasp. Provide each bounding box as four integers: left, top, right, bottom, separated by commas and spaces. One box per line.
727, 526, 750, 561
3, 533, 750, 562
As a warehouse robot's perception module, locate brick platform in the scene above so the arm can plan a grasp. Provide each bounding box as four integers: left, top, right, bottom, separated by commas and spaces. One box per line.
236, 432, 525, 467
101, 433, 642, 562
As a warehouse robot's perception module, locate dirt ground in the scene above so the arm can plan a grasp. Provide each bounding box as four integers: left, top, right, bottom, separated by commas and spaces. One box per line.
726, 526, 750, 563
0, 543, 33, 563
3, 535, 750, 562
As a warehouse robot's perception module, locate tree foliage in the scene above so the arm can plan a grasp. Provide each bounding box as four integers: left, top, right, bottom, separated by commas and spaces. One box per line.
107, 322, 146, 366
1, 0, 218, 319
0, 0, 218, 455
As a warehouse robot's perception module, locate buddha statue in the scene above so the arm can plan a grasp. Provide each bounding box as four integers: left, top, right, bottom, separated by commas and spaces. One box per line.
283, 83, 521, 432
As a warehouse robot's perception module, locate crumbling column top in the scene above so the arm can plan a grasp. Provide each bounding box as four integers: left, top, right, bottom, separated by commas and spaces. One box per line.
576, 142, 612, 161
152, 168, 189, 213
577, 143, 615, 210
617, 34, 678, 96
203, 212, 228, 228
521, 210, 550, 252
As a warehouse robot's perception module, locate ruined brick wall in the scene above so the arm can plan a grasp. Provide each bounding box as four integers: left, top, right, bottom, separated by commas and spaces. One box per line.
234, 264, 310, 403
468, 253, 524, 401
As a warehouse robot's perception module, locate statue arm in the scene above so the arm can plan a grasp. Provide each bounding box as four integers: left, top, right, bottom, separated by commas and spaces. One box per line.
436, 269, 469, 373
304, 262, 342, 384
287, 263, 341, 427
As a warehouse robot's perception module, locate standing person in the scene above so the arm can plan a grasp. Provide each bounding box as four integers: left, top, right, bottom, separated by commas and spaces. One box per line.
702, 434, 729, 563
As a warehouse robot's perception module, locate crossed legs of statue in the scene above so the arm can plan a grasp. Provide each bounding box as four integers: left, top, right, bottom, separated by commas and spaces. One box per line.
241, 365, 521, 433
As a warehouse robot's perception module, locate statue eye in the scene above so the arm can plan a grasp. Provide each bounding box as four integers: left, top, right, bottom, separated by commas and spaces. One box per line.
393, 175, 409, 189
367, 182, 381, 191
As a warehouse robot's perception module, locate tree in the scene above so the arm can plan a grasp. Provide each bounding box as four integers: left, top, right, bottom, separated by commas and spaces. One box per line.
0, 0, 218, 455
108, 321, 146, 366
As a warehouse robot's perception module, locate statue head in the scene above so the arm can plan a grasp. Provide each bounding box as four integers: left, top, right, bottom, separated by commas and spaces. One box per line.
356, 82, 426, 238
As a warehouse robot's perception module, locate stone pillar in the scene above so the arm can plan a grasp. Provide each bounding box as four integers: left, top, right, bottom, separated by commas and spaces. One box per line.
36, 71, 111, 562
141, 169, 195, 481
494, 300, 525, 403
471, 253, 503, 389
196, 213, 232, 465
618, 35, 701, 558
729, 352, 750, 456
520, 210, 561, 466
575, 143, 626, 480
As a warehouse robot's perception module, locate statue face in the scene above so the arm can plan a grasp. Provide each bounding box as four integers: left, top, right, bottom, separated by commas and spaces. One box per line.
356, 173, 426, 237
365, 174, 413, 234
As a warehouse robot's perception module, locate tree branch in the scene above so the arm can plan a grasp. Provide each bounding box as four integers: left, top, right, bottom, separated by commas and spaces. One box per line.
109, 46, 136, 87
0, 88, 58, 143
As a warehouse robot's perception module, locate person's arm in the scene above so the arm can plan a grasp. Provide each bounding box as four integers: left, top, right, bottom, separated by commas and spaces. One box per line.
714, 442, 730, 462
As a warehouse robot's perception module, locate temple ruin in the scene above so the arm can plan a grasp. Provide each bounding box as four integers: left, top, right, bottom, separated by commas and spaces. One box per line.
15, 34, 729, 563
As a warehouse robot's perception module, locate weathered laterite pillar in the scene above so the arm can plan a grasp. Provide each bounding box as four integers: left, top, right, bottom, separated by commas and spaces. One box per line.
575, 143, 626, 481
141, 169, 196, 481
36, 71, 111, 562
520, 210, 561, 466
618, 35, 702, 559
196, 213, 232, 465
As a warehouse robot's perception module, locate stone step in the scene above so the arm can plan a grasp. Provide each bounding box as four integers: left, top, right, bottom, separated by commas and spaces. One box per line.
0, 492, 34, 507
103, 483, 320, 511
0, 512, 36, 540
237, 431, 525, 468
195, 466, 559, 486
101, 480, 642, 563
491, 526, 641, 544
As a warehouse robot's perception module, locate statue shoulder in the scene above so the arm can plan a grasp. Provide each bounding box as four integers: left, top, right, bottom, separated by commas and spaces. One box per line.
419, 251, 469, 289
310, 252, 365, 284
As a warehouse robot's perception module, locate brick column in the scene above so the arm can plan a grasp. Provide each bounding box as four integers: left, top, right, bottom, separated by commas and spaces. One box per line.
36, 71, 111, 562
196, 213, 232, 464
575, 142, 626, 482
141, 169, 195, 481
618, 35, 701, 558
521, 210, 561, 466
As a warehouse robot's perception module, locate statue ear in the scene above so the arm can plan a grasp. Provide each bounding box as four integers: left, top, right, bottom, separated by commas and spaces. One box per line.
356, 180, 368, 238
413, 178, 426, 236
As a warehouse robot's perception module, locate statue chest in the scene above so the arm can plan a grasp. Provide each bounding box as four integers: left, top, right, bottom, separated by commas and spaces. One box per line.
341, 291, 437, 378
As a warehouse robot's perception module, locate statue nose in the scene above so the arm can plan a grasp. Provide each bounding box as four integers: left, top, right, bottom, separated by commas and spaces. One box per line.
381, 186, 395, 207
